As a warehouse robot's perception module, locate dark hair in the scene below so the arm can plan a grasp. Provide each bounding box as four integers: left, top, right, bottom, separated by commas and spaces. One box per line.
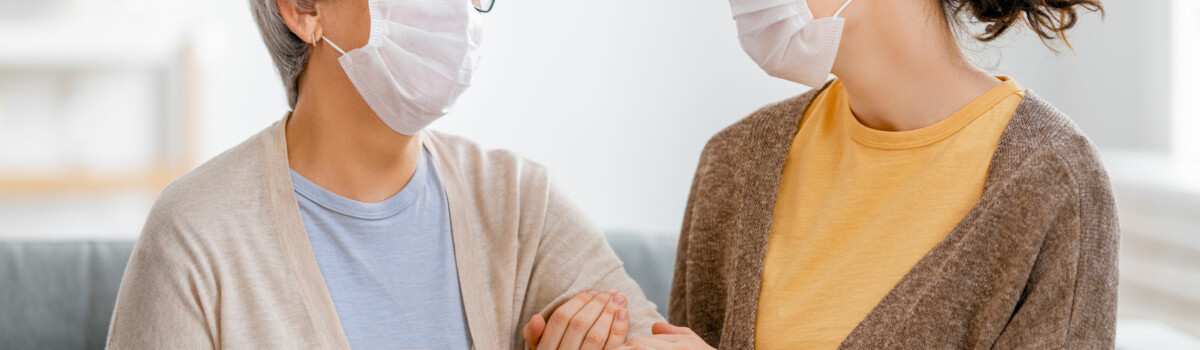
943, 0, 1104, 48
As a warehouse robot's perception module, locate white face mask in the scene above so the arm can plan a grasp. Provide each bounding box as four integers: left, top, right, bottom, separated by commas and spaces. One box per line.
324, 0, 484, 135
731, 0, 854, 87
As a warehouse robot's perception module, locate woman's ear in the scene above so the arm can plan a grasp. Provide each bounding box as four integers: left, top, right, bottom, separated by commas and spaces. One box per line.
277, 0, 323, 44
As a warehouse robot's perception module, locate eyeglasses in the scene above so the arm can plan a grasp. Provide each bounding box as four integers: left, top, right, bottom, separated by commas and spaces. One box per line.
472, 0, 495, 13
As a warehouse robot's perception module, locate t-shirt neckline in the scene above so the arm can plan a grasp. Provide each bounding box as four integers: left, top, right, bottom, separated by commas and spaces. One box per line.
289, 148, 431, 220
843, 77, 1024, 150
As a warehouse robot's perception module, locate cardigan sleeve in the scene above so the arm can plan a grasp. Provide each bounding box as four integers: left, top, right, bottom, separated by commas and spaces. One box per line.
992, 152, 1120, 349
516, 180, 666, 349
667, 195, 694, 325
107, 208, 215, 349
668, 141, 713, 326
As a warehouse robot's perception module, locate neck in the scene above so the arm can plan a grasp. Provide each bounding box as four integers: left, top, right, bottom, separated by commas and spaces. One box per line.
285, 48, 421, 203
831, 0, 1001, 132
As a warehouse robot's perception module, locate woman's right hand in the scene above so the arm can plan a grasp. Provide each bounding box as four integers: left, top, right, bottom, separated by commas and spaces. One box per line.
612, 323, 715, 350
522, 290, 630, 350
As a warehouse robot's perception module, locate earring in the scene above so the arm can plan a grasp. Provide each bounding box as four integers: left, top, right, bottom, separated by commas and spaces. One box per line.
311, 33, 316, 46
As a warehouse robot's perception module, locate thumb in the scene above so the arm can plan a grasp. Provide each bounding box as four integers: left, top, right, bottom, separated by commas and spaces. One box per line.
523, 314, 546, 350
651, 322, 694, 336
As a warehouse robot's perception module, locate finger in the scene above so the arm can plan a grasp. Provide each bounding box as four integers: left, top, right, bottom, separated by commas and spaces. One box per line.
540, 291, 598, 350
650, 322, 695, 336
582, 293, 625, 350
637, 334, 693, 343
603, 309, 630, 350
625, 336, 675, 348
559, 290, 617, 350
524, 314, 546, 350
522, 316, 533, 347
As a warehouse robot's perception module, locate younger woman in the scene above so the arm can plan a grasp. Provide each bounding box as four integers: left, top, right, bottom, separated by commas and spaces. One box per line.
631, 0, 1117, 348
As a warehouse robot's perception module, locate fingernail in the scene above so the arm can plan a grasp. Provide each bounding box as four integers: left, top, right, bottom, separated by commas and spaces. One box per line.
605, 289, 617, 295
588, 290, 599, 297
614, 294, 626, 305
617, 310, 628, 321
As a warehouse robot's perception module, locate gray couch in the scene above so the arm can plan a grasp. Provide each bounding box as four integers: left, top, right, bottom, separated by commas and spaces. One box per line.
6, 234, 1199, 350
0, 232, 678, 350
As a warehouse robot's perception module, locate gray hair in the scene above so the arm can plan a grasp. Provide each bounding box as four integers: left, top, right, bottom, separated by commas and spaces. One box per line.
248, 0, 318, 108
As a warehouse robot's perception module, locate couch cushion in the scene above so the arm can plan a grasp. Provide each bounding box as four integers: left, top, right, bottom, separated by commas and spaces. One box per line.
0, 241, 134, 350
603, 232, 678, 316
0, 233, 680, 348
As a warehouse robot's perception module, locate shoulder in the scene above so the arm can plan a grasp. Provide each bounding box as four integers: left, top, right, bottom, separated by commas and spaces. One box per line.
422, 129, 594, 231
144, 125, 274, 238
700, 85, 826, 164
991, 92, 1117, 242
422, 129, 551, 190
994, 93, 1119, 287
999, 92, 1113, 197
422, 129, 588, 246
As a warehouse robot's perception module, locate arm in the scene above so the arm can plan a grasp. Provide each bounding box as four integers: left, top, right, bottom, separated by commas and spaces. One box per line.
107, 210, 215, 349
993, 160, 1119, 349
518, 181, 666, 349
669, 144, 710, 325
672, 136, 715, 326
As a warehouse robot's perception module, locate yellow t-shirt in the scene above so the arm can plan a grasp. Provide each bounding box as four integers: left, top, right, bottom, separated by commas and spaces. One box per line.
754, 78, 1025, 349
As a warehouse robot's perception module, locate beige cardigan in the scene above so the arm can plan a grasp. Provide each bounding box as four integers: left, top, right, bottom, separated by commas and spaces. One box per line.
107, 117, 664, 349
670, 84, 1119, 349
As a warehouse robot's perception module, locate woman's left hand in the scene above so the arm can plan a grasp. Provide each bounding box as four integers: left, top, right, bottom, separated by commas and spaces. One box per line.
523, 290, 630, 350
612, 322, 716, 350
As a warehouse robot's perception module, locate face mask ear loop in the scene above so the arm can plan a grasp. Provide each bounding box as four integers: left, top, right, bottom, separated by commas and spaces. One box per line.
833, 0, 855, 17
322, 36, 348, 56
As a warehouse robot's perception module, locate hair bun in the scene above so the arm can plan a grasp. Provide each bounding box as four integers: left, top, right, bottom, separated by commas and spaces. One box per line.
947, 0, 1104, 46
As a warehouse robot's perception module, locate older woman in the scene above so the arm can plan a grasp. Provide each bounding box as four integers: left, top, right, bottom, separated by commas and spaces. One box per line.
105, 0, 662, 348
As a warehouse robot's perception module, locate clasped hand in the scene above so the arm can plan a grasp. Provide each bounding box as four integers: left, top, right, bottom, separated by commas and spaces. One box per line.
521, 290, 715, 350
523, 290, 630, 350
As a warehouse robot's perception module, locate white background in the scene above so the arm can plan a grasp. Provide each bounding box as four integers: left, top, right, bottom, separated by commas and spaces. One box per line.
190, 0, 1183, 235
0, 0, 1180, 236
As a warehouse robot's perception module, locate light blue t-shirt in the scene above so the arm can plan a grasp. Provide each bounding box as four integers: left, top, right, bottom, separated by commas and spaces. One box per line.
290, 149, 471, 349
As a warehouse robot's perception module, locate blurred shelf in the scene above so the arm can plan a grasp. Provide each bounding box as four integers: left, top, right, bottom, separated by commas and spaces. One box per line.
0, 14, 202, 195
1105, 150, 1200, 339
0, 168, 185, 194
0, 21, 186, 69
1116, 319, 1200, 349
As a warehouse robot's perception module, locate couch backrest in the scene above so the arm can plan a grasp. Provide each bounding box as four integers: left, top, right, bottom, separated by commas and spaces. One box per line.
0, 234, 678, 349
0, 241, 134, 350
601, 232, 677, 316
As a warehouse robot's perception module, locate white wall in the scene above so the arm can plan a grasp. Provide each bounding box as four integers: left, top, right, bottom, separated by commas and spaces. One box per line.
193, 0, 809, 235
3, 0, 1171, 237
194, 0, 1171, 235
984, 0, 1173, 152
432, 0, 811, 233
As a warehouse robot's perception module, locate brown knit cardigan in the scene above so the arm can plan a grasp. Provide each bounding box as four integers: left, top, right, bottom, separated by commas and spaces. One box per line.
668, 83, 1120, 349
